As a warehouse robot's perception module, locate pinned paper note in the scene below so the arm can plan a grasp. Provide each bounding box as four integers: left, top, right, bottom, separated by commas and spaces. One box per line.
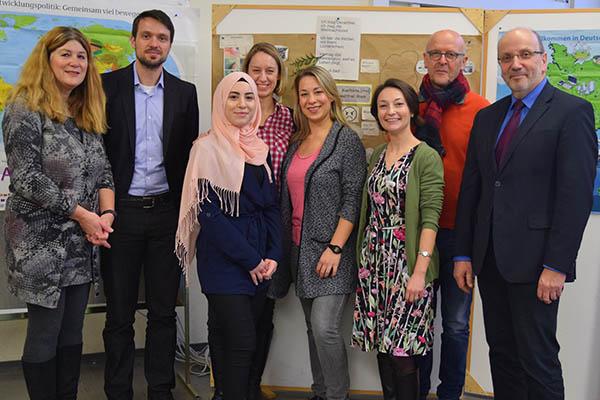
360, 59, 380, 73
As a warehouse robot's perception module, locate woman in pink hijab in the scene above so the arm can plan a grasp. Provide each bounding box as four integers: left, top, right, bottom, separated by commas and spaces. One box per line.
176, 72, 282, 399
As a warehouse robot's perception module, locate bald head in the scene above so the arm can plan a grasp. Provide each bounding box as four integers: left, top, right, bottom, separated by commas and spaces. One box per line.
497, 28, 547, 99
498, 27, 544, 53
426, 30, 466, 54
423, 30, 467, 88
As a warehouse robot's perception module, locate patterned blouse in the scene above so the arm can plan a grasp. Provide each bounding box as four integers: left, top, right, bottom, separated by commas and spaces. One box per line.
3, 100, 114, 308
257, 101, 294, 189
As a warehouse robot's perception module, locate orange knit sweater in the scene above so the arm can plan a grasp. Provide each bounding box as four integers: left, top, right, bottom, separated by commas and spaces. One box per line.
419, 91, 490, 229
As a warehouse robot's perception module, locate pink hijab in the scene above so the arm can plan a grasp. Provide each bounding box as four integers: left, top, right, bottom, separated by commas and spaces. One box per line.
175, 72, 271, 281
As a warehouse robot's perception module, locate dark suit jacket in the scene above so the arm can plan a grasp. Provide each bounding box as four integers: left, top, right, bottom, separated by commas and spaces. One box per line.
455, 82, 596, 283
102, 63, 199, 200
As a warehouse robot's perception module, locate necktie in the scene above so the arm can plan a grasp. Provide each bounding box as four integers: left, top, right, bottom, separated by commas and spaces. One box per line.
496, 100, 525, 165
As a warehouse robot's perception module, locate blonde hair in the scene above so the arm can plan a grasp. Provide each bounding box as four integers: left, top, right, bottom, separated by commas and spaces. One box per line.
291, 65, 348, 144
7, 26, 107, 134
242, 42, 286, 96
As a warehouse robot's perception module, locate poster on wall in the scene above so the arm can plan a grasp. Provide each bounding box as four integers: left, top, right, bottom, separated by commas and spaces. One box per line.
496, 29, 600, 212
0, 0, 201, 210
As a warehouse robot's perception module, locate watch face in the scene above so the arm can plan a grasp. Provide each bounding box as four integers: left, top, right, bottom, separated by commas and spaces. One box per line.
329, 244, 342, 254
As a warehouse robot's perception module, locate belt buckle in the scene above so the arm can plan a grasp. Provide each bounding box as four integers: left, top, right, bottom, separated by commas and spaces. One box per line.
142, 197, 155, 209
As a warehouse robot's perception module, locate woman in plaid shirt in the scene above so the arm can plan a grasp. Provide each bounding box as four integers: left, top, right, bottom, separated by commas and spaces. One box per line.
208, 42, 294, 400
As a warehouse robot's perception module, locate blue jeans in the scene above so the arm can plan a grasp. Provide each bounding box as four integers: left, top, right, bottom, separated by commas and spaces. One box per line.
300, 294, 350, 400
418, 229, 472, 400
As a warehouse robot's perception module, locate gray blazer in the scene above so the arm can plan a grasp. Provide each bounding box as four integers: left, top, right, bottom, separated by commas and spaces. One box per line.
269, 121, 366, 299
3, 100, 114, 308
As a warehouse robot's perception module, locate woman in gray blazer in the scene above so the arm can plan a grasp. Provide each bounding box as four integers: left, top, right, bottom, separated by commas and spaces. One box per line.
270, 66, 366, 400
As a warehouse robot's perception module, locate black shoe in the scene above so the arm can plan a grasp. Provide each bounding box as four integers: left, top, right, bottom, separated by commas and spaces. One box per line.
246, 387, 263, 400
211, 390, 224, 400
22, 357, 57, 400
56, 344, 82, 400
308, 396, 326, 400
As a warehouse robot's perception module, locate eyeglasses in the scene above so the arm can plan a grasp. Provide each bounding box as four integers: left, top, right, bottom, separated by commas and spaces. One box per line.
426, 50, 465, 62
498, 50, 544, 64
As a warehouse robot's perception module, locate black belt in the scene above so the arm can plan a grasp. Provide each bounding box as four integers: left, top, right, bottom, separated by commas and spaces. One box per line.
118, 192, 174, 209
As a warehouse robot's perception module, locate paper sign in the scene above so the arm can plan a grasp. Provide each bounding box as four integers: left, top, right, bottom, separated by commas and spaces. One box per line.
362, 106, 375, 121
463, 60, 475, 75
316, 16, 361, 80
219, 34, 254, 54
337, 84, 372, 104
360, 59, 380, 73
343, 105, 359, 123
275, 45, 289, 61
416, 59, 427, 75
361, 121, 380, 136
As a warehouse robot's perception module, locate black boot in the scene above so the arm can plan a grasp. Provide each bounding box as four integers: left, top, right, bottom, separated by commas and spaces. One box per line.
376, 353, 397, 400
22, 357, 57, 400
395, 370, 420, 400
246, 325, 274, 400
56, 344, 83, 399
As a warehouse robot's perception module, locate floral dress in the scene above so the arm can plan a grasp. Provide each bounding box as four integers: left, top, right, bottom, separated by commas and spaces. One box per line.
352, 146, 434, 356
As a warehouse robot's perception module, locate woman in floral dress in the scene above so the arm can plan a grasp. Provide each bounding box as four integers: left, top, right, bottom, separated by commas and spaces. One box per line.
352, 79, 444, 399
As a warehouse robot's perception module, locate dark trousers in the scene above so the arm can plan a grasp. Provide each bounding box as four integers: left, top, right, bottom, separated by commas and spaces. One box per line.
101, 198, 181, 400
23, 283, 90, 363
478, 244, 564, 400
417, 229, 472, 400
206, 291, 267, 400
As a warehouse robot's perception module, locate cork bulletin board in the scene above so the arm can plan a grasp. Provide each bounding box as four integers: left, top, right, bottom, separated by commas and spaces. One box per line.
212, 5, 484, 152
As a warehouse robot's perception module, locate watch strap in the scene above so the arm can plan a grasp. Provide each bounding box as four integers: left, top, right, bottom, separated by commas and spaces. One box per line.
100, 209, 118, 218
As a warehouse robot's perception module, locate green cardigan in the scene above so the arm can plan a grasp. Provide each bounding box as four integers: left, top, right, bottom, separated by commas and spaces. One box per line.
356, 142, 444, 284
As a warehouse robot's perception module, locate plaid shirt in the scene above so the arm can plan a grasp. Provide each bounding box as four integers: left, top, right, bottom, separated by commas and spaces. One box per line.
258, 101, 294, 189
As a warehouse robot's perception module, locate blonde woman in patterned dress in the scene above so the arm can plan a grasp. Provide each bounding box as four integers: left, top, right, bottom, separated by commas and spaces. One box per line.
352, 79, 444, 399
3, 26, 114, 399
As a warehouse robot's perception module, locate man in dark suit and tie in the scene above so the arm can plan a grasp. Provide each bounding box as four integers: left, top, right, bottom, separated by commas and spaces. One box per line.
454, 28, 596, 399
100, 9, 199, 400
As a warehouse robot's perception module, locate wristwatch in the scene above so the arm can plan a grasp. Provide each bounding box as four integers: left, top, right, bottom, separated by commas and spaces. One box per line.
328, 244, 343, 254
417, 251, 431, 258
101, 209, 118, 218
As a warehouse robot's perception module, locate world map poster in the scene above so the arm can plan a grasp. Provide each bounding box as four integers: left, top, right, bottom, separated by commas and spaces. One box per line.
0, 0, 200, 210
496, 29, 600, 212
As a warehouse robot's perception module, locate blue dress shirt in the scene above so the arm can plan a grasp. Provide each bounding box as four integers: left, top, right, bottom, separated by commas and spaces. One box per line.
128, 62, 170, 196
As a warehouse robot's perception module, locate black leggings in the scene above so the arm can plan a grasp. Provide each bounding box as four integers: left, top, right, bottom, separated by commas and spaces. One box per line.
206, 291, 267, 400
23, 283, 90, 363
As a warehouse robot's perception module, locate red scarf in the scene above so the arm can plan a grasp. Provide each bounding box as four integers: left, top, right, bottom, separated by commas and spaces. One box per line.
418, 72, 470, 156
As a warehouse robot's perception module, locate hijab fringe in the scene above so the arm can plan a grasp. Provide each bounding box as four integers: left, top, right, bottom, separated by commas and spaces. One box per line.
175, 177, 240, 286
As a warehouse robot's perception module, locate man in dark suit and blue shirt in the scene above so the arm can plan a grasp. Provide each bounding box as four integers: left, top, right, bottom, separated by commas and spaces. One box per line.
454, 28, 596, 399
100, 10, 199, 400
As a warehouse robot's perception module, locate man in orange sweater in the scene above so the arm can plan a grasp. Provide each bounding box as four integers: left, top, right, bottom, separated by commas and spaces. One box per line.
416, 30, 489, 400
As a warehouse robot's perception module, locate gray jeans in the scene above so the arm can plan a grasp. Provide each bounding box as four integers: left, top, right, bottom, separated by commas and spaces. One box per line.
300, 294, 350, 400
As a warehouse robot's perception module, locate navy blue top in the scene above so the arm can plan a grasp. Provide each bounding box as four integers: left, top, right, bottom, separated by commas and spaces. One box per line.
196, 162, 282, 295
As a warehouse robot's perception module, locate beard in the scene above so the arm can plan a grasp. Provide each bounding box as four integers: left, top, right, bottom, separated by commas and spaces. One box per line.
136, 51, 167, 70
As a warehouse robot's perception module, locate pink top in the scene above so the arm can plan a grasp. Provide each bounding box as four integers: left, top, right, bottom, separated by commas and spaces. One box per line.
287, 146, 321, 245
